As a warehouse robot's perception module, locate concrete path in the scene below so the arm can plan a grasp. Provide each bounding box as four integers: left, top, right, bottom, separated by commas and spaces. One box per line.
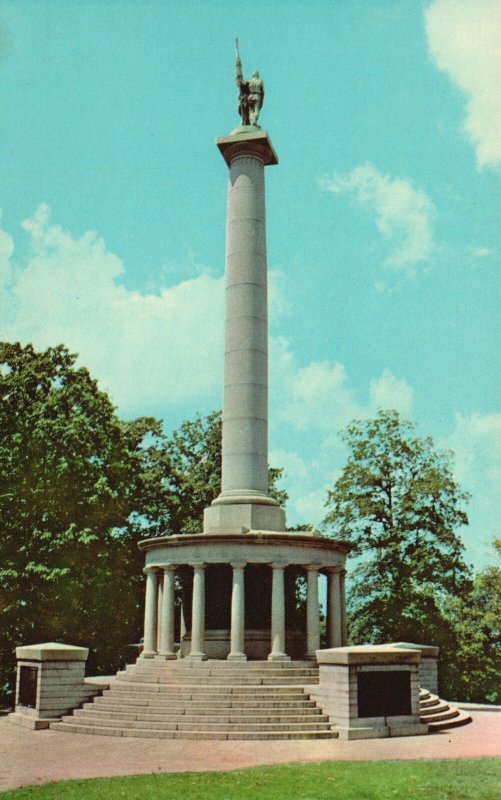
0, 713, 500, 793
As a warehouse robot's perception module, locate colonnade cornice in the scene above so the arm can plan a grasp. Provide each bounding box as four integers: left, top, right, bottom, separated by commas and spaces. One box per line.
138, 531, 353, 554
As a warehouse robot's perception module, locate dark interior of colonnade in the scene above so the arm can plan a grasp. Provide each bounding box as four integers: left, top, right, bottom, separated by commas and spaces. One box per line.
175, 564, 310, 659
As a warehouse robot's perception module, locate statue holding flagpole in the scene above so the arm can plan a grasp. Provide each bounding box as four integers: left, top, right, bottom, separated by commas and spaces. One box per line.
235, 38, 265, 127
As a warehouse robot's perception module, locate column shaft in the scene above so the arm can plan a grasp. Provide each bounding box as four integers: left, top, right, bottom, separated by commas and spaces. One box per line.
159, 566, 176, 659
188, 564, 207, 660
228, 563, 247, 661
221, 154, 268, 497
327, 570, 343, 648
306, 567, 320, 659
156, 576, 163, 649
340, 570, 347, 645
268, 564, 290, 661
142, 569, 159, 658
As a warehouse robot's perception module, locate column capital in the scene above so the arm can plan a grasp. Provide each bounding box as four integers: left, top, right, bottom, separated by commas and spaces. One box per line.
323, 566, 343, 575
143, 566, 160, 576
161, 564, 176, 573
190, 562, 206, 570
230, 561, 247, 570
305, 563, 322, 573
270, 562, 288, 570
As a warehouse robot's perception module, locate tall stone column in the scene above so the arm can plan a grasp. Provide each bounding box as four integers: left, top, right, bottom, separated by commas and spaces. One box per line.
268, 563, 290, 661
228, 562, 247, 661
188, 563, 207, 661
204, 130, 285, 535
142, 567, 159, 658
340, 569, 348, 646
159, 565, 176, 659
305, 565, 320, 659
326, 569, 343, 648
156, 574, 163, 649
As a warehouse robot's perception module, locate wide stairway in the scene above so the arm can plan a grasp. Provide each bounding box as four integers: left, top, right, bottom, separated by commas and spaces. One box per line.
51, 660, 337, 740
50, 660, 472, 739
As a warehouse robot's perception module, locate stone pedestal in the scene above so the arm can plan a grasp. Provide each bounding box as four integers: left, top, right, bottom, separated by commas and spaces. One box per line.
9, 642, 94, 730
314, 646, 429, 740
389, 642, 439, 695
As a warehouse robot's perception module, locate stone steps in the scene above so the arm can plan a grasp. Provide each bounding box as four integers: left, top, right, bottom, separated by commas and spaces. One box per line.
61, 714, 332, 732
50, 659, 334, 740
86, 700, 320, 717
73, 708, 326, 723
116, 674, 318, 685
49, 661, 473, 739
418, 690, 472, 731
49, 721, 335, 740
110, 683, 310, 696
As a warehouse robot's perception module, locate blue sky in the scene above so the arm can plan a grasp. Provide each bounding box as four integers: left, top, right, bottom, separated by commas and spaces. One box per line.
0, 0, 499, 570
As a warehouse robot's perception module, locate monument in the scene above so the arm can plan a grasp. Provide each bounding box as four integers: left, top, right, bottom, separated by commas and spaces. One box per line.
12, 45, 470, 740
137, 44, 351, 663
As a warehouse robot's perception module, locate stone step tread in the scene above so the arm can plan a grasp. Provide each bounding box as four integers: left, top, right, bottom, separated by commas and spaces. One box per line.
419, 694, 440, 707
428, 711, 472, 731
136, 661, 317, 669
110, 684, 310, 696
116, 676, 318, 686
73, 710, 326, 723
127, 662, 318, 675
419, 702, 450, 716
93, 697, 316, 711
422, 707, 462, 723
50, 722, 337, 740
61, 716, 332, 732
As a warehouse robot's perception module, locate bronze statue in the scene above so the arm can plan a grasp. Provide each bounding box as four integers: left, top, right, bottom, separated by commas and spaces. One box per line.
235, 38, 264, 127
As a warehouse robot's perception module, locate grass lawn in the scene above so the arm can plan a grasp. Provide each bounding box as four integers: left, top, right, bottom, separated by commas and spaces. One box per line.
1, 758, 500, 800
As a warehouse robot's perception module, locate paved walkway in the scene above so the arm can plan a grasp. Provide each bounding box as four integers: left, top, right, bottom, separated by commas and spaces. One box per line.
1, 713, 500, 793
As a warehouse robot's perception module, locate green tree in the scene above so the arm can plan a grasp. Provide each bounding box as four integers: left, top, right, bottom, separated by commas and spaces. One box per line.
0, 342, 160, 697
441, 540, 501, 702
323, 410, 471, 648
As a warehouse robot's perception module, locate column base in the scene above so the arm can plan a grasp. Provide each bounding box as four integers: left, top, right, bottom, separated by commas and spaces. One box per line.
140, 651, 157, 659
227, 653, 247, 661
156, 653, 177, 660
204, 501, 286, 534
186, 652, 208, 661
305, 652, 319, 661
267, 653, 291, 662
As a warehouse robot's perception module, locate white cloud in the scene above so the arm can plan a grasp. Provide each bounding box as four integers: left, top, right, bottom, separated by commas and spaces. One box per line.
269, 334, 415, 527
426, 0, 501, 169
321, 163, 435, 274
444, 412, 501, 565
369, 368, 414, 416
277, 357, 362, 432
0, 205, 224, 413
473, 246, 495, 259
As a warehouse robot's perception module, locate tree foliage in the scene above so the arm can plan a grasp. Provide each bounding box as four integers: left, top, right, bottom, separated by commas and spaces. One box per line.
0, 342, 163, 692
441, 540, 501, 702
323, 410, 471, 646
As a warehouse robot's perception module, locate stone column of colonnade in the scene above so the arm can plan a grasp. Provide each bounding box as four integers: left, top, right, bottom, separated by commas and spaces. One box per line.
228, 562, 247, 661
268, 563, 290, 661
306, 566, 321, 659
142, 567, 159, 658
159, 566, 176, 659
142, 561, 342, 660
204, 131, 285, 535
326, 568, 347, 648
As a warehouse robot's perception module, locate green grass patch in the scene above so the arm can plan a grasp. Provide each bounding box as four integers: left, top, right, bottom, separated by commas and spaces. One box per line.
2, 759, 500, 799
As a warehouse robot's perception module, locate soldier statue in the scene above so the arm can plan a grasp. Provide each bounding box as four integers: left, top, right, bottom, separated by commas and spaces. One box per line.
235, 38, 264, 127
